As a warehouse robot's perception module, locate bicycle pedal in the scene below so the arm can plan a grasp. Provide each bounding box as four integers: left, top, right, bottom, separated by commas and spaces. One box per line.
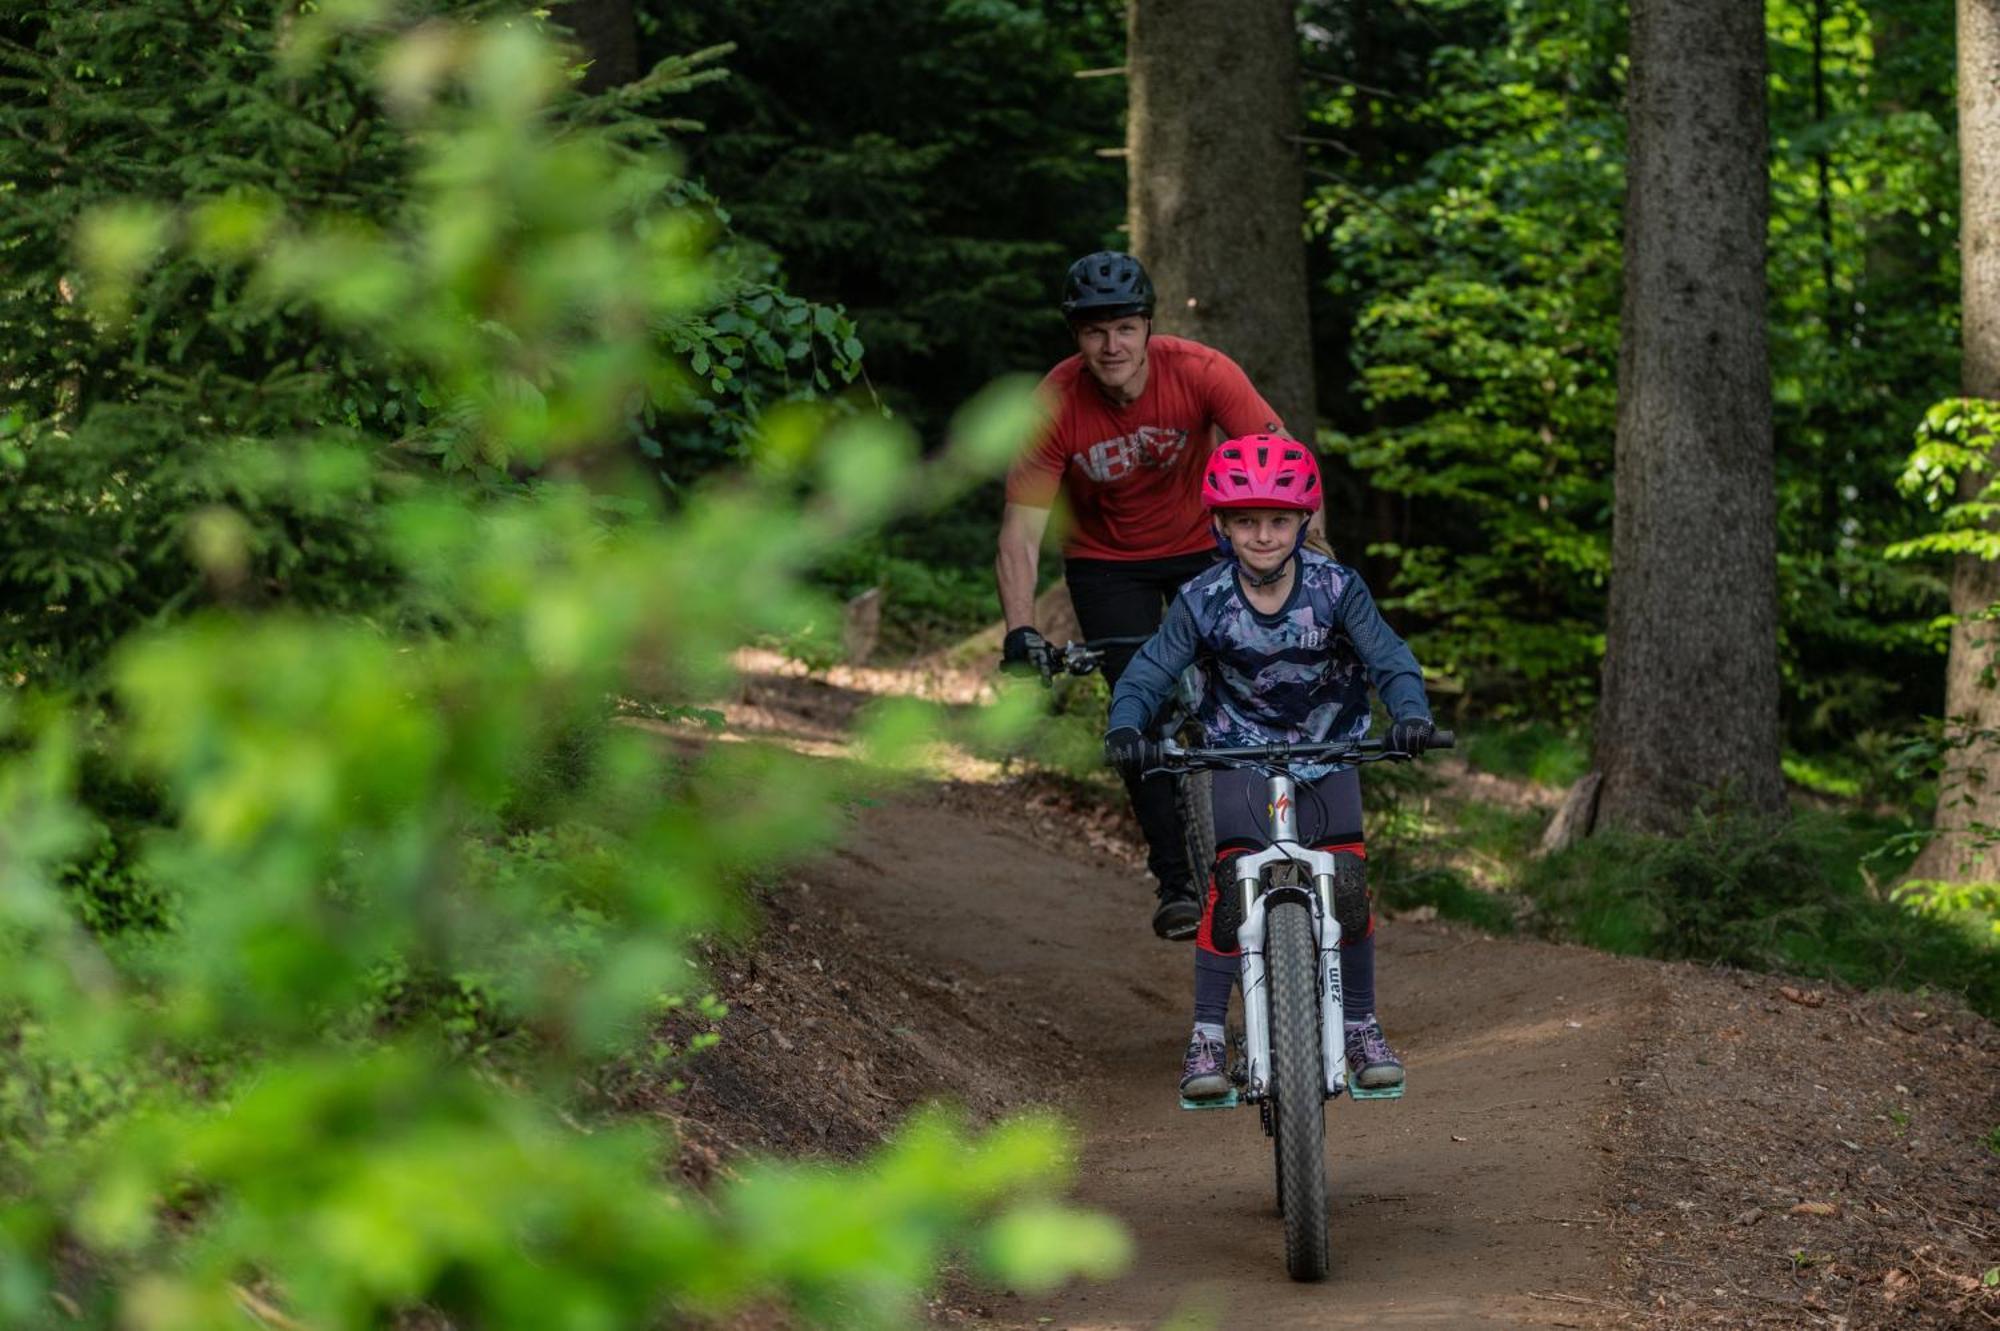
1179, 1090, 1240, 1111
1346, 1078, 1405, 1101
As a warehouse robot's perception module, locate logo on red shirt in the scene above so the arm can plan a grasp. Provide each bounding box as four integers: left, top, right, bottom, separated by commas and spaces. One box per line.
1075, 425, 1191, 484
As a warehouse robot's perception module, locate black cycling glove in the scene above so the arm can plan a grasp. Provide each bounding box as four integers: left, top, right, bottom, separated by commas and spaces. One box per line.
1103, 726, 1156, 778
1001, 626, 1055, 682
1388, 716, 1436, 756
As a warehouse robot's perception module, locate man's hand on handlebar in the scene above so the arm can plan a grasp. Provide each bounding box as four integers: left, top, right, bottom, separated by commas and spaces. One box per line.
1001, 626, 1056, 684
1387, 716, 1437, 756
1103, 726, 1158, 779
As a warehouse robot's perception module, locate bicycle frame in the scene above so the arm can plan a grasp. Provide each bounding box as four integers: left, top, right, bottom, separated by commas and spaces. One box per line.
1141, 731, 1454, 1281
1153, 730, 1455, 1105
1231, 768, 1348, 1104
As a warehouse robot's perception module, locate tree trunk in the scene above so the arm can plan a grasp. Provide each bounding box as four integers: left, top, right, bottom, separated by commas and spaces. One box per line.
557, 0, 637, 93
1593, 0, 1787, 833
1127, 0, 1316, 440
1910, 0, 2000, 883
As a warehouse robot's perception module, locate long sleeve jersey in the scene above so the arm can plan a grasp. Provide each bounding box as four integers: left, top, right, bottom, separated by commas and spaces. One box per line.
1108, 551, 1431, 771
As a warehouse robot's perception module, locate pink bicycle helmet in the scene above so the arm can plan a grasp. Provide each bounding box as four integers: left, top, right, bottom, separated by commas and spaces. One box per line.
1200, 434, 1322, 512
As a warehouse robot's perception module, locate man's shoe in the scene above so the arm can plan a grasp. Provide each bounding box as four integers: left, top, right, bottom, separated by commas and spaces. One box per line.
1179, 1032, 1230, 1100
1151, 882, 1200, 941
1344, 1015, 1406, 1089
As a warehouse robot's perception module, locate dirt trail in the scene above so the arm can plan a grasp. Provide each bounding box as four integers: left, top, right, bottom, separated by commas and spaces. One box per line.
814, 781, 1653, 1328
680, 655, 1998, 1329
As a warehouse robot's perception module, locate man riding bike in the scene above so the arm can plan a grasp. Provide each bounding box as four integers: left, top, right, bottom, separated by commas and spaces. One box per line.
995, 250, 1304, 940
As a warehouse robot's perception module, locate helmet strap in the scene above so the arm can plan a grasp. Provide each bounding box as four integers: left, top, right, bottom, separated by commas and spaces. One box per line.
1240, 554, 1295, 589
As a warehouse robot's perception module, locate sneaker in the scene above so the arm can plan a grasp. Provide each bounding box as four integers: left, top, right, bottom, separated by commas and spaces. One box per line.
1179, 1032, 1230, 1100
1344, 1016, 1405, 1089
1151, 881, 1200, 941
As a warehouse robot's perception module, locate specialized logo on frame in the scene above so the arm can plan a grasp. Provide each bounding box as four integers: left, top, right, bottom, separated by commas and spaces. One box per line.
1076, 425, 1190, 483
1268, 793, 1292, 825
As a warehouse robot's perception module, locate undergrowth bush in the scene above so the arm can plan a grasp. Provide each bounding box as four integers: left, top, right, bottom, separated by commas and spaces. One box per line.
1521, 807, 1998, 1018
809, 486, 1021, 656
1358, 758, 1524, 934
1459, 722, 1589, 789
1362, 764, 1996, 1019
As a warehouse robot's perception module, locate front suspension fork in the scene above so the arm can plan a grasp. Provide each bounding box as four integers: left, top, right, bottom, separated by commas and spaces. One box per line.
1235, 867, 1348, 1106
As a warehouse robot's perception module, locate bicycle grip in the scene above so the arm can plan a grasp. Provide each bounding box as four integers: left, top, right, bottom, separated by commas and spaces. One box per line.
1430, 729, 1457, 750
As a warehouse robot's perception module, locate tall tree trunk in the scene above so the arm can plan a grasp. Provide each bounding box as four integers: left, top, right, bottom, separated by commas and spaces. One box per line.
1910, 0, 2000, 883
1593, 0, 1787, 833
558, 0, 637, 93
1127, 0, 1316, 440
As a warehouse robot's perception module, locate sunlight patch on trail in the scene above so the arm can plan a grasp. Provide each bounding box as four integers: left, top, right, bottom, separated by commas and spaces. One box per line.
634, 648, 1016, 783
732, 647, 1000, 707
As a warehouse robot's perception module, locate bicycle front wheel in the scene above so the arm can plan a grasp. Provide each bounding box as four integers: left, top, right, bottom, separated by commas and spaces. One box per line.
1267, 897, 1330, 1281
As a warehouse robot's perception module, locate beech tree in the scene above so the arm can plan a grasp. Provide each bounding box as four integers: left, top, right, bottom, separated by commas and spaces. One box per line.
1126, 0, 1316, 438
1592, 0, 1788, 833
1908, 0, 2000, 883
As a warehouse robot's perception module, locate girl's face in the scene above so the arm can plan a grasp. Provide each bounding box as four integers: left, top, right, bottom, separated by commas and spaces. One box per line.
1217, 508, 1304, 576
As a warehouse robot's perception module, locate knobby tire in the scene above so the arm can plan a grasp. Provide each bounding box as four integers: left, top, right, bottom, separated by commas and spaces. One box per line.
1177, 769, 1215, 892
1268, 898, 1330, 1280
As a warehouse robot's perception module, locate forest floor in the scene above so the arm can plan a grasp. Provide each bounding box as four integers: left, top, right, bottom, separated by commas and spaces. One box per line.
642, 653, 2000, 1330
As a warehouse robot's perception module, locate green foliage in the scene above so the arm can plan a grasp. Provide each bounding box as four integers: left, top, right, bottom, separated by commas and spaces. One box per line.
812, 485, 1015, 653
651, 235, 871, 491
1363, 760, 1531, 935
1460, 722, 1588, 789
1764, 0, 1960, 744
1368, 770, 1995, 1018
0, 1, 863, 686
1783, 727, 1932, 808
1519, 805, 1998, 1017
1892, 876, 2000, 941
1887, 392, 2000, 741
1374, 861, 1521, 936
1315, 0, 1957, 740
640, 0, 1128, 434
1315, 0, 1624, 719
0, 12, 1117, 1327
815, 534, 1000, 654
1893, 398, 2000, 538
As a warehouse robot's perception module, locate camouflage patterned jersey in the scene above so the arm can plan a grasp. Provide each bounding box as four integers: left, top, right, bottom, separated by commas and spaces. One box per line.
1107, 551, 1431, 774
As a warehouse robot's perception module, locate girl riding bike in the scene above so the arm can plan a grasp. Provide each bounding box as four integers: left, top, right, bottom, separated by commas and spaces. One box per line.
1102, 436, 1438, 1103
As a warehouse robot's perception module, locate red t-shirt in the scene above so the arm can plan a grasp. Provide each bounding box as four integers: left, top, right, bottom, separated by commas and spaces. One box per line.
1005, 335, 1283, 561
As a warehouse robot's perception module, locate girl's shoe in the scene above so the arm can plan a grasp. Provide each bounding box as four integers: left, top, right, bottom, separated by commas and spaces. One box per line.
1178, 1032, 1230, 1099
1344, 1016, 1405, 1089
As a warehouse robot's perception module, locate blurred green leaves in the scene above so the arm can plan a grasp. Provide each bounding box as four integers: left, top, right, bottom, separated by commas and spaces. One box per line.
73, 204, 172, 324
0, 9, 1100, 1328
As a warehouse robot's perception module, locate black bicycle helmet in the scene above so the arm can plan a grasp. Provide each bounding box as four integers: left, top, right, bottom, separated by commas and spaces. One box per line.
1060, 250, 1156, 322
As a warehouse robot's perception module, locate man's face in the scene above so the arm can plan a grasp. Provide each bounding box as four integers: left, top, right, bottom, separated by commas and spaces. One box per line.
1217, 508, 1305, 577
1072, 316, 1150, 394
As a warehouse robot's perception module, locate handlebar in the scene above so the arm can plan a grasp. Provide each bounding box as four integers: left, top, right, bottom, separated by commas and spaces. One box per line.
1053, 636, 1150, 677
1149, 731, 1457, 771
